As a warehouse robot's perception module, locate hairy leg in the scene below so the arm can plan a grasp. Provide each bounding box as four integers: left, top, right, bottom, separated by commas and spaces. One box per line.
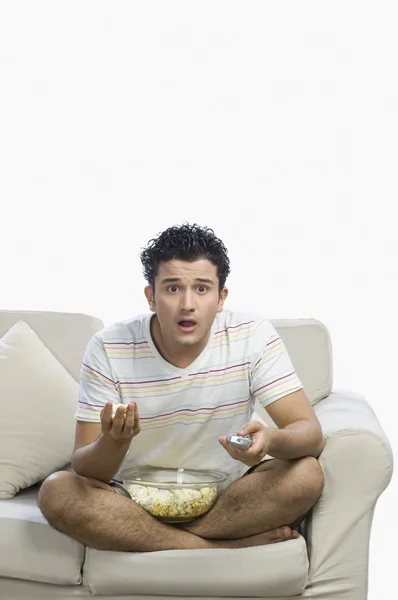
37, 471, 296, 552
179, 456, 324, 539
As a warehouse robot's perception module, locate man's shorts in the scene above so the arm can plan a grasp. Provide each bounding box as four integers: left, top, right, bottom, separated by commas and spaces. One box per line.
109, 479, 132, 498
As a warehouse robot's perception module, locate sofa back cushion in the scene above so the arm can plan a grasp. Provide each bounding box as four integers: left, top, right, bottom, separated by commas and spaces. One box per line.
0, 310, 104, 382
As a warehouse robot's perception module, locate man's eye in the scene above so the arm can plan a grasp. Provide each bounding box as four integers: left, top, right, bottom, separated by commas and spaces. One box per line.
168, 286, 179, 293
197, 286, 208, 293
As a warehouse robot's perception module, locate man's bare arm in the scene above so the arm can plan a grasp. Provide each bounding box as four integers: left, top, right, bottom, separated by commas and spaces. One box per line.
72, 426, 131, 483
265, 389, 325, 459
71, 402, 140, 482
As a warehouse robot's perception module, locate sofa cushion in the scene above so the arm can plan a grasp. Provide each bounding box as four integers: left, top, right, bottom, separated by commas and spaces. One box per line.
271, 318, 332, 405
0, 483, 84, 585
0, 321, 78, 498
83, 537, 309, 597
0, 309, 104, 382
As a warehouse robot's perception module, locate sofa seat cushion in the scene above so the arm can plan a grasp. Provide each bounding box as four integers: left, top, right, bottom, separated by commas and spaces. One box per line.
0, 483, 84, 585
83, 537, 308, 597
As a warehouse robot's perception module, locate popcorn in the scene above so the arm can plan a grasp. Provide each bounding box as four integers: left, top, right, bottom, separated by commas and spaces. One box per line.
111, 403, 128, 421
125, 483, 218, 519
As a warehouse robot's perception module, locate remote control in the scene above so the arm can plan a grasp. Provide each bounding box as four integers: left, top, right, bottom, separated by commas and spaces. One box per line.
227, 434, 253, 450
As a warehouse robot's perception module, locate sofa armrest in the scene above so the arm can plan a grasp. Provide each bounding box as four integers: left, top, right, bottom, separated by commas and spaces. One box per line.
314, 388, 392, 444
303, 390, 393, 598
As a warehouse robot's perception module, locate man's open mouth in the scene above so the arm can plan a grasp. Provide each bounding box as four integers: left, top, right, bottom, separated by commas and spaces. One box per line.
178, 320, 197, 331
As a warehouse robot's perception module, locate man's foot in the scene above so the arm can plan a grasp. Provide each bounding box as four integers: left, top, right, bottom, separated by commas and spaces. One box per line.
208, 526, 299, 549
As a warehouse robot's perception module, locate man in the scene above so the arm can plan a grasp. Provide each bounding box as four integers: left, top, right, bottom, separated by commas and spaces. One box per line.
38, 223, 325, 551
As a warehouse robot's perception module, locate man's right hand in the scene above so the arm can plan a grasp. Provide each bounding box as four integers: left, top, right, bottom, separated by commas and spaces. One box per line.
100, 401, 141, 443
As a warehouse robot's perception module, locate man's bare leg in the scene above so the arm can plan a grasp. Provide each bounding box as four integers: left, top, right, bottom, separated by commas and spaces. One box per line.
179, 456, 324, 539
37, 471, 296, 552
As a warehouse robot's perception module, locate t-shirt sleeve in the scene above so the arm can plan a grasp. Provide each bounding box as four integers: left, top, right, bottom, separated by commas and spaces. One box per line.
75, 334, 121, 422
250, 317, 303, 409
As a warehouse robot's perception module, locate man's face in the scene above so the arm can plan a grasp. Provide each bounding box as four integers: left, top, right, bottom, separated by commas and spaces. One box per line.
145, 258, 228, 351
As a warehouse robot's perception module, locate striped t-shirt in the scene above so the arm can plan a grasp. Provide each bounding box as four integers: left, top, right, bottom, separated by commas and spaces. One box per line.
75, 310, 303, 482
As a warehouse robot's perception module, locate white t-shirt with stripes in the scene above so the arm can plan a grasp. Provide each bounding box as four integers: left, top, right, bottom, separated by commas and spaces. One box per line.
75, 310, 303, 483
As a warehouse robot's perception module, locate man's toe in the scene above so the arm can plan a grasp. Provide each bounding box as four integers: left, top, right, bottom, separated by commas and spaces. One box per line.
270, 526, 291, 541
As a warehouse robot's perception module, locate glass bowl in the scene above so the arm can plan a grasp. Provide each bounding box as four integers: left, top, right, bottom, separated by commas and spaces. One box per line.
119, 466, 228, 523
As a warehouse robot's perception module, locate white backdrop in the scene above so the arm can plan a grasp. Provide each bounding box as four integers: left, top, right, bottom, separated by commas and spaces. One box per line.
1, 2, 396, 597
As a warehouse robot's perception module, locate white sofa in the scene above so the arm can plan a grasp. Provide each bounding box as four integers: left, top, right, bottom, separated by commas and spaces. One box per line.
0, 309, 393, 600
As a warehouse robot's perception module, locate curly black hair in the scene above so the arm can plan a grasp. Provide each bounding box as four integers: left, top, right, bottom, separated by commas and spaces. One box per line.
140, 223, 230, 291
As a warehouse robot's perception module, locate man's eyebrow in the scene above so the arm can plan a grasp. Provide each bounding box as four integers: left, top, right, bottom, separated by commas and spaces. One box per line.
160, 277, 215, 285
195, 278, 215, 284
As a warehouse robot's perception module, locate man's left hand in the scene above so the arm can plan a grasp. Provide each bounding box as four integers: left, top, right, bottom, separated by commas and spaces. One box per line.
218, 421, 271, 467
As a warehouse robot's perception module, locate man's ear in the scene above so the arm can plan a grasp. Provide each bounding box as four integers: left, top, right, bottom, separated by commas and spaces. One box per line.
144, 286, 156, 312
217, 287, 228, 313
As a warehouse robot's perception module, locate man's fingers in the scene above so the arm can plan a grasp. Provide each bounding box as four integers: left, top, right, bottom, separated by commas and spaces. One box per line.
237, 421, 260, 435
218, 437, 241, 457
101, 402, 113, 432
123, 402, 135, 428
122, 402, 141, 437
101, 401, 113, 418
101, 401, 140, 441
112, 405, 127, 432
133, 402, 141, 434
218, 434, 259, 467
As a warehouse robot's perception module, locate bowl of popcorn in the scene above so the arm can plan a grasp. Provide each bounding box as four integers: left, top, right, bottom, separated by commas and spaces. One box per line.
119, 466, 228, 523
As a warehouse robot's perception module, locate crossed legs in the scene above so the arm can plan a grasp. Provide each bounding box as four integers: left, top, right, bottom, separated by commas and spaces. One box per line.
38, 456, 324, 552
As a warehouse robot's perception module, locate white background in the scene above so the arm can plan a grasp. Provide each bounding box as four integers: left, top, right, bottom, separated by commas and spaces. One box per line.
0, 2, 396, 597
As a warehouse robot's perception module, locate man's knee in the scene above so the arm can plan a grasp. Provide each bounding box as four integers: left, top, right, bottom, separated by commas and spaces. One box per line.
38, 471, 85, 522
292, 456, 324, 509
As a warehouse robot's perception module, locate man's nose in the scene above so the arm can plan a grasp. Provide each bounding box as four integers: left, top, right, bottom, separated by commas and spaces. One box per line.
180, 291, 196, 311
